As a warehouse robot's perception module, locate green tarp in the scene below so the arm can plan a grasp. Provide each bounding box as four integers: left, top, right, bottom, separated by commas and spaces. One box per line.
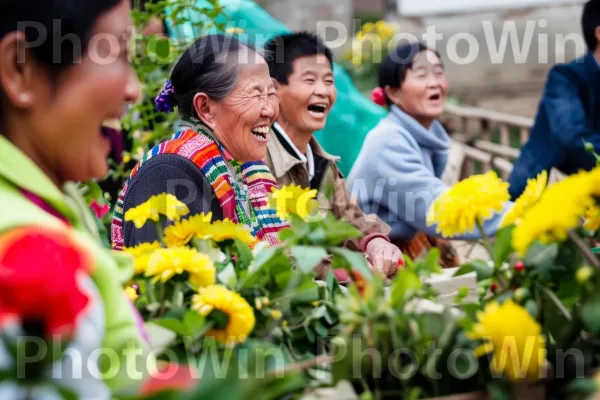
166, 0, 386, 175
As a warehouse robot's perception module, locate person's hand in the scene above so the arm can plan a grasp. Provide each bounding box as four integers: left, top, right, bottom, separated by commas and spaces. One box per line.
365, 238, 403, 278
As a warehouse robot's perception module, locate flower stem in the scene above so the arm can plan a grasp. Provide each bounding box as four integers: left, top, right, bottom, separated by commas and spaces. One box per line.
172, 282, 183, 307
158, 282, 166, 317
539, 285, 572, 321
476, 220, 494, 262
155, 217, 166, 247
569, 230, 600, 269
146, 278, 157, 303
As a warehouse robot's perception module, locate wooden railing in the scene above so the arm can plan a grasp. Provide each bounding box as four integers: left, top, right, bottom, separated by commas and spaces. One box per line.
442, 104, 534, 181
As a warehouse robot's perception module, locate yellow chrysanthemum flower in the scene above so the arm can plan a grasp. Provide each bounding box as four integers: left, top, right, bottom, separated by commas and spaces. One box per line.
125, 193, 189, 228
145, 247, 216, 288
270, 184, 319, 221
469, 300, 546, 381
361, 22, 374, 33
125, 286, 138, 301
584, 204, 600, 232
123, 241, 162, 275
191, 285, 255, 344
501, 170, 547, 228
512, 171, 593, 255
164, 212, 213, 247
427, 171, 509, 237
206, 219, 257, 245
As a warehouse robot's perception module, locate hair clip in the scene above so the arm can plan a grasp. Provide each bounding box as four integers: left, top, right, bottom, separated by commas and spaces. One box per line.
155, 80, 176, 113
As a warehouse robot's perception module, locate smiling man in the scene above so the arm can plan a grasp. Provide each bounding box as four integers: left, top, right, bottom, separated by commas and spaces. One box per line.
263, 32, 402, 281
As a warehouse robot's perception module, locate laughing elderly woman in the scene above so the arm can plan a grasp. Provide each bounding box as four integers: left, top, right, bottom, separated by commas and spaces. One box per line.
112, 35, 287, 249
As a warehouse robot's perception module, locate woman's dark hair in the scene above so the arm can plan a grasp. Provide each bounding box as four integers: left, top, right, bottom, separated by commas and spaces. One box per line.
0, 0, 122, 70
378, 42, 440, 105
170, 34, 259, 119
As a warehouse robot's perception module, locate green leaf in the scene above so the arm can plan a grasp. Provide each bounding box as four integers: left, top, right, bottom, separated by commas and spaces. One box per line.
424, 248, 442, 274
145, 322, 178, 351
278, 228, 296, 243
307, 227, 327, 245
487, 381, 512, 400
324, 220, 362, 246
217, 263, 237, 288
183, 310, 206, 338
152, 318, 188, 336
234, 238, 253, 267
581, 291, 600, 334
566, 377, 597, 396
454, 260, 493, 281
304, 325, 317, 342
326, 270, 337, 297
313, 321, 329, 337
294, 286, 321, 304
525, 243, 560, 279
390, 268, 422, 304
312, 305, 327, 320
290, 246, 328, 273
56, 386, 78, 400
240, 247, 282, 288
524, 299, 538, 318
493, 225, 514, 268
329, 247, 373, 280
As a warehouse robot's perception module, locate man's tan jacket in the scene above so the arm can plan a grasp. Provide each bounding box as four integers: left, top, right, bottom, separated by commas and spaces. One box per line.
264, 129, 391, 277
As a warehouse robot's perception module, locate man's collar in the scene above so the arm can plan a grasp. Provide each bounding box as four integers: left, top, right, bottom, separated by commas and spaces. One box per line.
267, 127, 305, 179
267, 124, 339, 179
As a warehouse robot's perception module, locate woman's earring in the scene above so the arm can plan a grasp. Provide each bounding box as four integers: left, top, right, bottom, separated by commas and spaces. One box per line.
19, 93, 31, 104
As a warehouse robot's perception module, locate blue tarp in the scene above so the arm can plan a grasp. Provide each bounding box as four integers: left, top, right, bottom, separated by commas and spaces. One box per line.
166, 0, 386, 175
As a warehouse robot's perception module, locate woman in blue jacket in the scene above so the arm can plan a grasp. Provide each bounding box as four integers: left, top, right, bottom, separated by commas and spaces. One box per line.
346, 42, 510, 267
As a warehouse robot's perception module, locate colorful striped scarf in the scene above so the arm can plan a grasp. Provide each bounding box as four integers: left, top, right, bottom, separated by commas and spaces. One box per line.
111, 121, 289, 250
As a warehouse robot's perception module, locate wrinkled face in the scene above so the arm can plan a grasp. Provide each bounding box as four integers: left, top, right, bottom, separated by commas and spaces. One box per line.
3, 0, 139, 184
387, 50, 448, 122
275, 54, 336, 134
211, 56, 279, 162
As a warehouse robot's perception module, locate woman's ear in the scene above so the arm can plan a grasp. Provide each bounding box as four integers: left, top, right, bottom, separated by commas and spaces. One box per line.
0, 32, 36, 109
384, 85, 400, 106
192, 92, 217, 130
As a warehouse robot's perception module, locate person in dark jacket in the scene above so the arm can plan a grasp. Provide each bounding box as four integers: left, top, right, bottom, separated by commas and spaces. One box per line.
508, 0, 600, 199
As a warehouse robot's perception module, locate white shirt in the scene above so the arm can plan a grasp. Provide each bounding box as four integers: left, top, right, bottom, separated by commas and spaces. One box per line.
273, 121, 315, 182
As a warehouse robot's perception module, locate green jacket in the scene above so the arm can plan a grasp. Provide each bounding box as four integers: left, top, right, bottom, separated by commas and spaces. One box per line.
0, 136, 150, 395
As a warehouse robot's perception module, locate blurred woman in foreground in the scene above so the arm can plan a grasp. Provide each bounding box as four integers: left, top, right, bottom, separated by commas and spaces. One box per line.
0, 0, 149, 396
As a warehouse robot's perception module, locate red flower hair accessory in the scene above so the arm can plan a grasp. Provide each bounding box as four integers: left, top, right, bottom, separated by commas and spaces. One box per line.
371, 87, 386, 106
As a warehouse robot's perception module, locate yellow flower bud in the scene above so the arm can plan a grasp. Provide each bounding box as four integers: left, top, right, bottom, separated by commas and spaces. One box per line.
125, 286, 138, 301
270, 310, 282, 320
282, 320, 288, 327
312, 301, 319, 307
577, 265, 594, 283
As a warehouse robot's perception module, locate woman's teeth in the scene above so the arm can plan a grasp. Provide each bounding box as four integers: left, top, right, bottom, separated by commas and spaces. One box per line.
251, 126, 269, 142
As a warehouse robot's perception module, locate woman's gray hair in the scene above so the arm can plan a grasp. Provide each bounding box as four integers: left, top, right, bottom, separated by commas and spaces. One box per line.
170, 34, 266, 119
